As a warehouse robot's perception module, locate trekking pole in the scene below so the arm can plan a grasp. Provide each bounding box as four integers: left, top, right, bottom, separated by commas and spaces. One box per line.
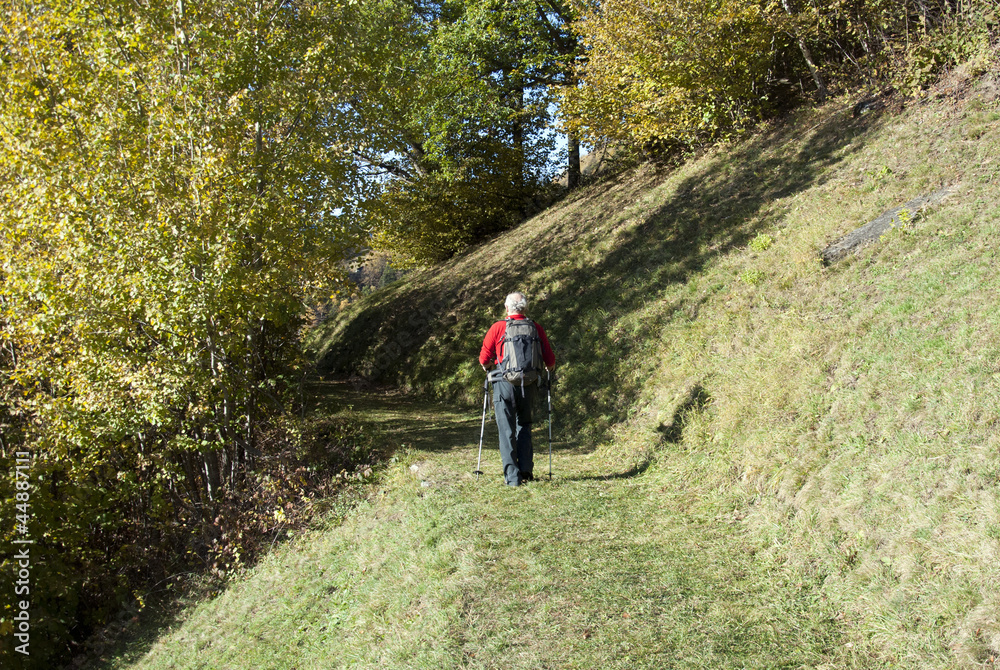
473, 375, 489, 481
547, 368, 553, 481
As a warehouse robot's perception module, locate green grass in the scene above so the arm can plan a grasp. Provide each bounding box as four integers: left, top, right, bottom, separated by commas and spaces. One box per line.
100, 384, 854, 669
99, 66, 1000, 668
306, 68, 1000, 667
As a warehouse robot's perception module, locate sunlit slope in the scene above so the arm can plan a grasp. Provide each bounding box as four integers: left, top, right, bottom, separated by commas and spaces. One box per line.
311, 70, 1000, 663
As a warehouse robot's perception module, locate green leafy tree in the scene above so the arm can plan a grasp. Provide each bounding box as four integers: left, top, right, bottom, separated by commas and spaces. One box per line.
0, 0, 372, 664
355, 0, 579, 264
806, 0, 996, 93
563, 0, 996, 153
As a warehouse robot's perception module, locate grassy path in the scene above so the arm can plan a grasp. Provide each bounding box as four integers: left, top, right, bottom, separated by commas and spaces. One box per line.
110, 381, 856, 670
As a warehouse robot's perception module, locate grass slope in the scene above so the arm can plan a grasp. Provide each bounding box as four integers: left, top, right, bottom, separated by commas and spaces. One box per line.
105, 385, 850, 669
308, 65, 1000, 666
101, 65, 1000, 669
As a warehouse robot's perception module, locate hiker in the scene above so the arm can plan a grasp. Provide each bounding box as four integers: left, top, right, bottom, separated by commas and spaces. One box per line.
479, 292, 555, 486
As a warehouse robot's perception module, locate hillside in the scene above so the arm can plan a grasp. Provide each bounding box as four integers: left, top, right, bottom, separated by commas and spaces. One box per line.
307, 65, 1000, 666
96, 63, 1000, 670
102, 386, 852, 669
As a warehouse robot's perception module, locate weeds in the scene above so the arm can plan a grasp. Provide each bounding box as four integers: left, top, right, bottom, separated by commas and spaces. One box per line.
748, 233, 773, 252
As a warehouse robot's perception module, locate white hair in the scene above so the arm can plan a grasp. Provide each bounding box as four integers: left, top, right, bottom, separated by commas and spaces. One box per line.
504, 292, 528, 314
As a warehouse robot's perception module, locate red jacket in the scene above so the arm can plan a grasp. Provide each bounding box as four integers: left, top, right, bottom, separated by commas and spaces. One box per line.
479, 314, 555, 369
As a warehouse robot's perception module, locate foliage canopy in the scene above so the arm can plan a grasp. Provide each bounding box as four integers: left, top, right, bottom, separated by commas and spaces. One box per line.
357, 1, 575, 263
563, 0, 790, 149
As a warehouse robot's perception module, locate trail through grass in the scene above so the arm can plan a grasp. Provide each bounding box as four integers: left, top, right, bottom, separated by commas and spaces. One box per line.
111, 381, 857, 670
100, 73, 1000, 669
303, 72, 1000, 667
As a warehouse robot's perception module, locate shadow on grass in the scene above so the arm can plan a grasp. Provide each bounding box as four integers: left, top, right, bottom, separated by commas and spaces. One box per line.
563, 458, 653, 482
305, 380, 481, 449
316, 103, 886, 447
658, 383, 712, 444
306, 379, 599, 456
80, 581, 215, 670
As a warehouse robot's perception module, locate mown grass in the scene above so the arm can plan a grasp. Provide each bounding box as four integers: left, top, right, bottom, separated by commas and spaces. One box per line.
305, 64, 1000, 667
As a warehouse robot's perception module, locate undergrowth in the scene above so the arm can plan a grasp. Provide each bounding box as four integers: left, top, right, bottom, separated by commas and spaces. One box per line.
65, 410, 388, 668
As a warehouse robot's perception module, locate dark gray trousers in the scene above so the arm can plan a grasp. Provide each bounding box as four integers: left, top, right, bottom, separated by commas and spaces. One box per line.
493, 380, 535, 483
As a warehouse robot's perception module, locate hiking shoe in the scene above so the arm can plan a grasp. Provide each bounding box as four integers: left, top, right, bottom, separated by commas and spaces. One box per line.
519, 472, 534, 483
506, 479, 520, 487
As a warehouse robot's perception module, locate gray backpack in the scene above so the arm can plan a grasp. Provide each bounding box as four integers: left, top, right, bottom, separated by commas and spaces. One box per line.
500, 318, 542, 386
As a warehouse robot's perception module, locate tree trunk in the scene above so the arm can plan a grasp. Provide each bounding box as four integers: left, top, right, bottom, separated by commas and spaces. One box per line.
782, 0, 828, 103
512, 81, 526, 198
797, 36, 827, 103
567, 135, 581, 189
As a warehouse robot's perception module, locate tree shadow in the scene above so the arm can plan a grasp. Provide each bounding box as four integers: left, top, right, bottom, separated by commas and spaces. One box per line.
540, 106, 880, 440
562, 458, 653, 482
317, 103, 888, 446
306, 379, 485, 454
658, 383, 712, 444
